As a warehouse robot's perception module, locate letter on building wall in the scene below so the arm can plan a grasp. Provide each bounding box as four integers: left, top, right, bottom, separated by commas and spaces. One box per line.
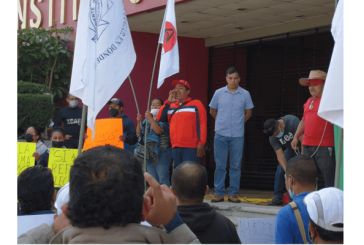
30, 0, 42, 28
17, 0, 27, 29
73, 0, 78, 21
49, 0, 53, 27
60, 0, 65, 24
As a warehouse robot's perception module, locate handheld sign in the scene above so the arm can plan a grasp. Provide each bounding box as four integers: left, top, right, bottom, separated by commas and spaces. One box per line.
83, 118, 124, 150
238, 217, 276, 244
48, 148, 78, 188
17, 142, 36, 176
18, 214, 54, 238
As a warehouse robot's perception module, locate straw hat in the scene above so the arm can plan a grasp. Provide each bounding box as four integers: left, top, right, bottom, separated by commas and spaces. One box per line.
299, 70, 327, 86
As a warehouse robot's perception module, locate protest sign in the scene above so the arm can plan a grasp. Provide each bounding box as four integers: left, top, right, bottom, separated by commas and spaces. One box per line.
83, 119, 124, 150
48, 148, 78, 188
18, 214, 54, 238
238, 217, 276, 244
17, 142, 36, 176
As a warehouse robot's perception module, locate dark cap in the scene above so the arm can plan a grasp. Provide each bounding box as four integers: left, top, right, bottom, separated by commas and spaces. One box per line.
263, 119, 279, 136
107, 98, 123, 107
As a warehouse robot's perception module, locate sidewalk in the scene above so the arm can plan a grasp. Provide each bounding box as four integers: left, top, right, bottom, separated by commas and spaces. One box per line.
204, 188, 282, 228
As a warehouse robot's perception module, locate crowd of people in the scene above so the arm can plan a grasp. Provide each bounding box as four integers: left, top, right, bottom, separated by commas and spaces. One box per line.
18, 67, 344, 243
17, 146, 343, 244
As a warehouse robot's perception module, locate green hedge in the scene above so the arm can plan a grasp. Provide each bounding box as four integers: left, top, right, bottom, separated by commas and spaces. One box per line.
18, 94, 55, 137
18, 80, 51, 95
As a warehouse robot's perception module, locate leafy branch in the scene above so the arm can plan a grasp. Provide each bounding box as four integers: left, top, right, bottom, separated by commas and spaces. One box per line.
17, 25, 74, 100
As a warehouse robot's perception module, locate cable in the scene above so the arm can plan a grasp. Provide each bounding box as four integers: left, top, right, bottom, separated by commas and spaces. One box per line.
294, 121, 328, 157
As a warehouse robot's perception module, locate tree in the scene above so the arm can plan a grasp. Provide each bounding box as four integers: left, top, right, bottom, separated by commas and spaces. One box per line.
17, 25, 74, 100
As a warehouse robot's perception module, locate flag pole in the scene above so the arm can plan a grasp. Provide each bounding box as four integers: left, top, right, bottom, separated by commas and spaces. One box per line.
77, 104, 87, 155
128, 76, 142, 133
143, 43, 161, 191
334, 127, 343, 188
128, 76, 140, 115
333, 0, 342, 189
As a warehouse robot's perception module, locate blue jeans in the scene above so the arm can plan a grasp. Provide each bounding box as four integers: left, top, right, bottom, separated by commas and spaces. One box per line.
147, 148, 172, 187
274, 149, 297, 199
128, 142, 138, 155
214, 134, 244, 196
172, 147, 200, 168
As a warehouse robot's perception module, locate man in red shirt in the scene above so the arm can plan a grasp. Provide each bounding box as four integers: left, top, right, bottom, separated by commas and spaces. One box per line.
157, 80, 207, 167
292, 70, 336, 187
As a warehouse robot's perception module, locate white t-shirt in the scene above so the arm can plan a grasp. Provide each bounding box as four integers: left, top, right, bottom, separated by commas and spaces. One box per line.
36, 141, 48, 155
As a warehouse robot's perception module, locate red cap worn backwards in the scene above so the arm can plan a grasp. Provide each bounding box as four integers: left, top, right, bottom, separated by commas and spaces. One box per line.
172, 80, 190, 90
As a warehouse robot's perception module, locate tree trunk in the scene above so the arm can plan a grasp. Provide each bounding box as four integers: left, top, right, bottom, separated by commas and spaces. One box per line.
49, 56, 58, 89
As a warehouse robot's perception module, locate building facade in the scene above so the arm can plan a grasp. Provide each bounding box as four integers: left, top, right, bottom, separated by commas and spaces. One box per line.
18, 0, 336, 190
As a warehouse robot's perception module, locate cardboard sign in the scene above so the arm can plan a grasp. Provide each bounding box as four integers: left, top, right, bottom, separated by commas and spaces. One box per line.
238, 217, 276, 244
48, 148, 78, 188
17, 142, 36, 176
83, 118, 124, 150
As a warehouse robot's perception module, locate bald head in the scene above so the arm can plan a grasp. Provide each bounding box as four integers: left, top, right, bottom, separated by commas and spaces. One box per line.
171, 162, 207, 204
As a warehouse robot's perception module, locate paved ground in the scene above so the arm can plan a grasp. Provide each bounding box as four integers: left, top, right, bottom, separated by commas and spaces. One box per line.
205, 188, 275, 202
203, 188, 282, 228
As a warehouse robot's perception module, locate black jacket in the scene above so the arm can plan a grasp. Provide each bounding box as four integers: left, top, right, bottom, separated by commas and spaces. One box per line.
177, 203, 241, 244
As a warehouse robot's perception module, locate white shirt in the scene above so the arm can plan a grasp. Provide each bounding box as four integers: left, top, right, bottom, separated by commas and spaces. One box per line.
36, 141, 48, 155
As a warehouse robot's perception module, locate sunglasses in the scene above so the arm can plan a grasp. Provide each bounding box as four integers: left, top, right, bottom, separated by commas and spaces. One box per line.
309, 98, 315, 110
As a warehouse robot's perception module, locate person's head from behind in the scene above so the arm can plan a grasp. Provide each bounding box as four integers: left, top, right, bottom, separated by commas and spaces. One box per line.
150, 98, 164, 117
304, 187, 343, 244
226, 67, 240, 90
285, 155, 317, 199
25, 126, 41, 143
67, 145, 147, 229
18, 165, 56, 215
50, 126, 65, 148
171, 161, 208, 205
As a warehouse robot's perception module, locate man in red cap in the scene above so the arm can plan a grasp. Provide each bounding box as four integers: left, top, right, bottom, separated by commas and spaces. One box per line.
157, 80, 207, 167
292, 70, 336, 187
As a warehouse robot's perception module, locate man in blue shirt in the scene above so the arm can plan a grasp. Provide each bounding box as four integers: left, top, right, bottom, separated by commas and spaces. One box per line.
275, 155, 317, 244
209, 67, 254, 203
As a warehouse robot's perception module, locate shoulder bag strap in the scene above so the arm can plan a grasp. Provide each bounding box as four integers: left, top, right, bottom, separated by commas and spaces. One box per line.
288, 201, 310, 244
169, 100, 194, 121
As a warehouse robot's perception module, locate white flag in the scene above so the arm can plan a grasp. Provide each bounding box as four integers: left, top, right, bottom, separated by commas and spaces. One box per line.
70, 0, 136, 138
318, 0, 343, 128
157, 0, 179, 88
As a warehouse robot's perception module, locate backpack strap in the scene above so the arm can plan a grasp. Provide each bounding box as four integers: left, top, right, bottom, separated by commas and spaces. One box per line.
288, 201, 310, 244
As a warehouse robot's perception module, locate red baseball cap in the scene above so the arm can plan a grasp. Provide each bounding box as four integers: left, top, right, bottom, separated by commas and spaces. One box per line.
172, 80, 190, 90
